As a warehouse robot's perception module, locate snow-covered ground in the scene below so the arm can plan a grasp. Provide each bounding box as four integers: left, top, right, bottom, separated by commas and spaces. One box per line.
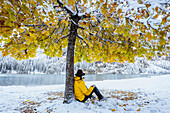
0, 74, 170, 113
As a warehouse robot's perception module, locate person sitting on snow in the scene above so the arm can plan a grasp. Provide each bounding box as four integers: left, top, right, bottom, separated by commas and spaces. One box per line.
74, 69, 104, 102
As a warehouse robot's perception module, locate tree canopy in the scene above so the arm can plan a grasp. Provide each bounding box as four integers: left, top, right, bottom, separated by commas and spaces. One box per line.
0, 0, 169, 103
0, 0, 169, 62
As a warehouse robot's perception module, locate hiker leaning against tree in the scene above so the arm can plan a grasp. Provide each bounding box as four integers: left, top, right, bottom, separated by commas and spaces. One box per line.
74, 69, 105, 102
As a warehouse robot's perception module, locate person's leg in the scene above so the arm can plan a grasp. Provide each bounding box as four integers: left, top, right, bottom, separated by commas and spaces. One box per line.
93, 86, 103, 101
81, 94, 95, 102
81, 96, 89, 102
80, 86, 103, 102
83, 86, 103, 101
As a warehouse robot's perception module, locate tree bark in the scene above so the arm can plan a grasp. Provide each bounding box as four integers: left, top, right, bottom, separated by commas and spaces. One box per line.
63, 16, 80, 104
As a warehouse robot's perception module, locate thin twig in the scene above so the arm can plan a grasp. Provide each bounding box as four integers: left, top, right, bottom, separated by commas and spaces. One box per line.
55, 34, 70, 43
17, 6, 21, 14
147, 13, 157, 30
0, 26, 11, 28
0, 24, 48, 28
75, 1, 79, 14
24, 24, 47, 27
89, 32, 129, 45
78, 26, 85, 30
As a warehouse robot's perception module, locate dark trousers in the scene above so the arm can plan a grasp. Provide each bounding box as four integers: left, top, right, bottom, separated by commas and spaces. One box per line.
80, 86, 103, 102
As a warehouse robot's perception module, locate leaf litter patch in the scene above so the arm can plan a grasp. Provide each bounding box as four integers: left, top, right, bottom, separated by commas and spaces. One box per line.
16, 90, 162, 112
84, 89, 162, 112
16, 92, 64, 113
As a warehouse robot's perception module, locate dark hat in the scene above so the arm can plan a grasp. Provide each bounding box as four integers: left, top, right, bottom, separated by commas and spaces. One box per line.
75, 69, 85, 77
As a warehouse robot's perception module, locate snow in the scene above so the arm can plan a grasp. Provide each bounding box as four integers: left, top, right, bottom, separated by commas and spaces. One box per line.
0, 0, 170, 111
0, 74, 170, 113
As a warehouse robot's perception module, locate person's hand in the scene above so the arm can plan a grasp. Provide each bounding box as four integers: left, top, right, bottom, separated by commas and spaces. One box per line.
92, 85, 96, 87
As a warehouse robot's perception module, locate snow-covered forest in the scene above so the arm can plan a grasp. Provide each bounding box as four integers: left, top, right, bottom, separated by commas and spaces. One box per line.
0, 49, 170, 74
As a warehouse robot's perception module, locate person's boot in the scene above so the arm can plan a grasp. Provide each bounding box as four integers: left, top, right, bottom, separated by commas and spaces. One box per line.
99, 97, 107, 101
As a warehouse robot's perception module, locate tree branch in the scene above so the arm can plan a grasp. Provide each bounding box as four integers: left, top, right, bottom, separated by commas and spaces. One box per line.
51, 28, 57, 35
125, 16, 144, 25
78, 9, 99, 19
89, 32, 129, 45
125, 15, 133, 27
147, 13, 158, 30
71, 19, 84, 30
17, 6, 21, 14
77, 34, 89, 47
0, 24, 48, 28
24, 24, 47, 27
55, 34, 70, 43
75, 1, 79, 15
0, 26, 11, 28
78, 26, 85, 30
40, 28, 57, 41
54, 0, 74, 15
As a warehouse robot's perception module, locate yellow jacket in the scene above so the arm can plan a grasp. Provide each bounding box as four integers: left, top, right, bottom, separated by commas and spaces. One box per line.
74, 76, 94, 101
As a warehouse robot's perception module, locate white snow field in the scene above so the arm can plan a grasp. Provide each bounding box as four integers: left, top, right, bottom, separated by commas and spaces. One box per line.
0, 74, 170, 113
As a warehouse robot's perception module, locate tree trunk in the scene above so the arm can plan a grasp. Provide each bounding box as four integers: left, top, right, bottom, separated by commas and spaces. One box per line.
63, 16, 80, 104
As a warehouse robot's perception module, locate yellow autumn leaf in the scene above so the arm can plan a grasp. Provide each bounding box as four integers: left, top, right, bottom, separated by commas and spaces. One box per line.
101, 4, 107, 15
145, 32, 152, 41
83, 0, 87, 4
119, 14, 124, 20
136, 15, 141, 20
123, 29, 128, 37
109, 7, 115, 13
30, 33, 36, 38
92, 17, 97, 22
117, 9, 122, 14
145, 4, 151, 9
111, 109, 116, 112
161, 16, 167, 24
123, 108, 127, 111
123, 104, 126, 106
153, 14, 159, 19
137, 108, 141, 111
30, 29, 36, 32
155, 7, 159, 13
159, 38, 166, 46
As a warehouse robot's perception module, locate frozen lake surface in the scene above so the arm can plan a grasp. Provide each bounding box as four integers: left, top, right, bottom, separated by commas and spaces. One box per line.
0, 74, 167, 86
